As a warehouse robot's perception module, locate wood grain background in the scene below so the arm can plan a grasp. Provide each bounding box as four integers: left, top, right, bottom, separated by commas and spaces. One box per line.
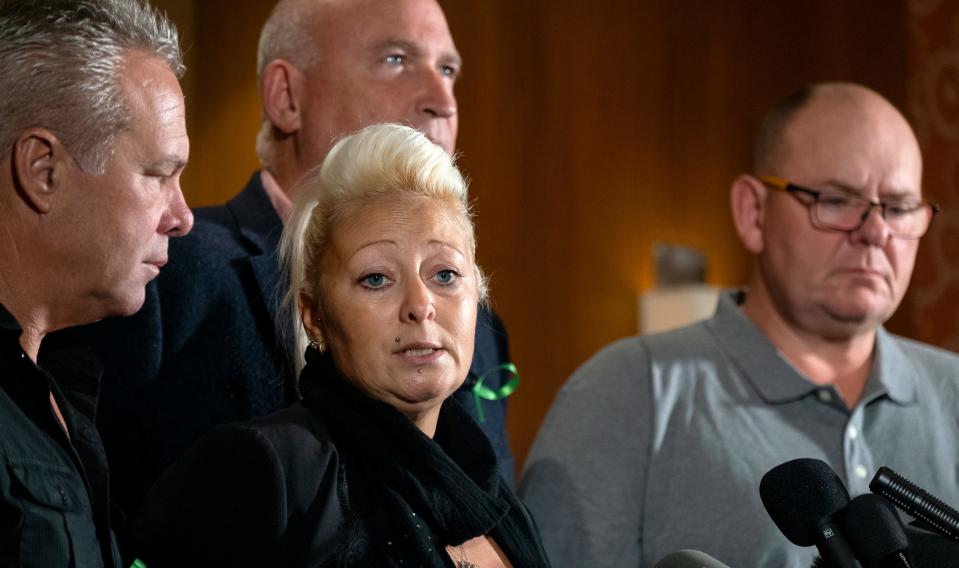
153, 0, 954, 474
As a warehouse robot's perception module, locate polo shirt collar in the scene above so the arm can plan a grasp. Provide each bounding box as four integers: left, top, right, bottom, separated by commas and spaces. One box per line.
867, 327, 917, 405
707, 290, 819, 404
706, 289, 916, 407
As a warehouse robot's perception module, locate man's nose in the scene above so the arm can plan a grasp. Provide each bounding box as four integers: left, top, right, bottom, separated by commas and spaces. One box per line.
417, 68, 457, 120
160, 183, 194, 237
851, 204, 890, 246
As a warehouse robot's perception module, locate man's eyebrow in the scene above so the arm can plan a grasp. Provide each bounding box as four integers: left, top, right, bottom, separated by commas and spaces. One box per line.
146, 155, 187, 171
815, 179, 860, 193
878, 188, 920, 200
372, 39, 421, 56
819, 180, 920, 201
441, 50, 463, 68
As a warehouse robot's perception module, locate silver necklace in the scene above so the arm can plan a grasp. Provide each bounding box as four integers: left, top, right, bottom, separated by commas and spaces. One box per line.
451, 544, 478, 568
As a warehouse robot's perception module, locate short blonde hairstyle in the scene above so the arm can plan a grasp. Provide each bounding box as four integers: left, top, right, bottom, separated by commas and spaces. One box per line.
280, 123, 487, 374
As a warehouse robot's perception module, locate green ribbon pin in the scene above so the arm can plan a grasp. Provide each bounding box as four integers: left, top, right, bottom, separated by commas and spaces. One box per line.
470, 362, 519, 422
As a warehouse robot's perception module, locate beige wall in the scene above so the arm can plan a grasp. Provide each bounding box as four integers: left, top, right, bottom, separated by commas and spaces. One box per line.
153, 0, 917, 472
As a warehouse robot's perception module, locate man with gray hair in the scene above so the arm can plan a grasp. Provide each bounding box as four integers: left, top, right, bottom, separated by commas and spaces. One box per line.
0, 0, 192, 565
88, 0, 517, 520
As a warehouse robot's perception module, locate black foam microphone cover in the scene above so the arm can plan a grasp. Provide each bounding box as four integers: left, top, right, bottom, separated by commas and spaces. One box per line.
760, 458, 851, 546
760, 458, 859, 568
904, 523, 959, 568
838, 494, 913, 568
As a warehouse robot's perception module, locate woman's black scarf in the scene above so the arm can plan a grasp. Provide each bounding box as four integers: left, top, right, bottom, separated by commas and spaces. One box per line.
298, 349, 549, 567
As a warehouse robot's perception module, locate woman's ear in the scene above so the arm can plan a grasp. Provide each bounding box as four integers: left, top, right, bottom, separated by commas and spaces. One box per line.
730, 174, 767, 255
13, 128, 66, 214
299, 290, 324, 345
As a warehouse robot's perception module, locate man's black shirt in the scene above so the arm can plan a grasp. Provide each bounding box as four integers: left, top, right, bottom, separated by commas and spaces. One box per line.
0, 305, 119, 567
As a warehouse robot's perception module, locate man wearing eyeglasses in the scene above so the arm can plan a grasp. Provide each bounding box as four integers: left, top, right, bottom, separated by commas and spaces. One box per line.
520, 82, 959, 567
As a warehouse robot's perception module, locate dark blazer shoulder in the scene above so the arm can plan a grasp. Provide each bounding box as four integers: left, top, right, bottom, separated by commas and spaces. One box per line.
133, 402, 345, 567
237, 403, 339, 487
477, 304, 508, 354
167, 173, 280, 266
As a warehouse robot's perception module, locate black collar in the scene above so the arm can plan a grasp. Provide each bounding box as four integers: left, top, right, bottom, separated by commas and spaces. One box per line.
299, 349, 513, 565
0, 302, 21, 332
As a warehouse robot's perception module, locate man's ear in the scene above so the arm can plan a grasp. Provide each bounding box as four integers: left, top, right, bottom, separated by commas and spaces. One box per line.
12, 128, 64, 214
261, 59, 305, 136
730, 173, 767, 255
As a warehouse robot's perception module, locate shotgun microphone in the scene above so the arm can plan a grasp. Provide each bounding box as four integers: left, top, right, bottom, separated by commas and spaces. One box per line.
870, 466, 959, 542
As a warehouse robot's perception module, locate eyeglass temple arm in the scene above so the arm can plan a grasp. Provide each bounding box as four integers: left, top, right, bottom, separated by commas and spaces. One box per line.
756, 175, 789, 190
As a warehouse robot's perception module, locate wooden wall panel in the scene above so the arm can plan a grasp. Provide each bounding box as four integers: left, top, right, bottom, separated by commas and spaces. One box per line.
154, 0, 913, 473
897, 0, 959, 351
441, 0, 910, 471
154, 0, 272, 206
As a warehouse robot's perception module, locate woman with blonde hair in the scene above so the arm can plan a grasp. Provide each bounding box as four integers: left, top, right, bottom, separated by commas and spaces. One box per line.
131, 123, 550, 568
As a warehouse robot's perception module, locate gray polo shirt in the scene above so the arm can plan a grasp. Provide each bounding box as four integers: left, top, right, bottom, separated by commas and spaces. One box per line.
520, 290, 959, 567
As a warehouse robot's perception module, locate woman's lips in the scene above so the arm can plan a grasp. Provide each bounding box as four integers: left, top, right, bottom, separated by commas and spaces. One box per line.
394, 343, 445, 365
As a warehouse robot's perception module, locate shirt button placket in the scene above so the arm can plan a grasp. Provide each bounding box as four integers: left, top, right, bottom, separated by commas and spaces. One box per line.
844, 408, 871, 494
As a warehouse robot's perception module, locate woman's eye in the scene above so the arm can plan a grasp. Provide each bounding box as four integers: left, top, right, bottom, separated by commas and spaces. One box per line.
361, 273, 388, 288
435, 270, 457, 285
385, 54, 404, 65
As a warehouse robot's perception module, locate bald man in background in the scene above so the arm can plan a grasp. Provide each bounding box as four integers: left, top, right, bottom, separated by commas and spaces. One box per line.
83, 0, 516, 520
521, 83, 959, 567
